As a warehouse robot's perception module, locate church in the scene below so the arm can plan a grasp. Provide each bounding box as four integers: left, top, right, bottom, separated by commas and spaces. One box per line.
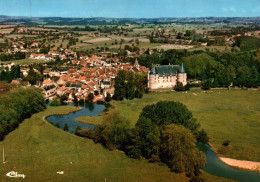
148, 63, 187, 89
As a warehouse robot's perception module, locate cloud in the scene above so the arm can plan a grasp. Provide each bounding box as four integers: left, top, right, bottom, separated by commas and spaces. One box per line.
221, 7, 237, 13
230, 7, 236, 12
222, 8, 228, 12
252, 6, 260, 12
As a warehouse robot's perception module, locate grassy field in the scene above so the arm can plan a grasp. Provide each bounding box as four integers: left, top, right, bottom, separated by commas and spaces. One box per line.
4, 59, 49, 65
76, 116, 103, 126
110, 89, 260, 162
0, 106, 232, 182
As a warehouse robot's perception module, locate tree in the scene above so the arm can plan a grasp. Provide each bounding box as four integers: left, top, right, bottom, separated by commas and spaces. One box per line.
24, 66, 43, 85
87, 93, 94, 102
139, 101, 200, 132
64, 123, 69, 131
160, 124, 206, 175
105, 93, 112, 102
174, 82, 189, 91
127, 117, 160, 159
196, 129, 209, 144
201, 79, 212, 90
94, 111, 130, 150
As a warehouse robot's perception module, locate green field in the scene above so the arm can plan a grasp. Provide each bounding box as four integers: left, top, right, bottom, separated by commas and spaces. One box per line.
0, 106, 232, 182
76, 116, 103, 125
110, 89, 260, 162
4, 59, 49, 65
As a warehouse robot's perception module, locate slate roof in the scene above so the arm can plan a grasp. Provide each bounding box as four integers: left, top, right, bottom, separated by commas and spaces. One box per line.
150, 65, 181, 76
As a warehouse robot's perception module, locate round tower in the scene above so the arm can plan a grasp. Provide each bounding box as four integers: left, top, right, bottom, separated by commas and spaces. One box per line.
149, 65, 157, 89
177, 63, 187, 86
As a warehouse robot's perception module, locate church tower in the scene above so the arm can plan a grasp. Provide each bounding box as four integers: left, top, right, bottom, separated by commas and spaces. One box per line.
177, 63, 187, 86
134, 58, 140, 70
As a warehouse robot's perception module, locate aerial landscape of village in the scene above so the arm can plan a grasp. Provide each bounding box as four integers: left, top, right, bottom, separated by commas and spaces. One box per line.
0, 0, 260, 181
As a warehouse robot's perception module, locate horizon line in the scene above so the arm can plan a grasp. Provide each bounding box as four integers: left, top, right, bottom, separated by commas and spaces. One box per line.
1, 15, 260, 19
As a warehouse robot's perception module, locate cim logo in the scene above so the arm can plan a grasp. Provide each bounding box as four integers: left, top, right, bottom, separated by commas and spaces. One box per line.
6, 171, 26, 178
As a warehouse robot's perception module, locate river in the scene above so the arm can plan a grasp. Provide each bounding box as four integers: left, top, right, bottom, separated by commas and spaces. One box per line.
46, 103, 260, 182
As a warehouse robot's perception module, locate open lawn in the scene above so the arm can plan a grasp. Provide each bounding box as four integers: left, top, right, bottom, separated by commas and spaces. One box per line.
110, 89, 260, 162
4, 59, 49, 65
0, 106, 232, 182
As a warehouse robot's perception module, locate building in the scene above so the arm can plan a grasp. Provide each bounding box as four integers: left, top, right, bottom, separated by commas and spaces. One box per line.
149, 63, 187, 89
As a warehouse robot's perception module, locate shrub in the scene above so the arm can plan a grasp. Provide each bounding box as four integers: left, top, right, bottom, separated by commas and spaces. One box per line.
55, 122, 60, 128
64, 123, 69, 131
196, 129, 209, 144
222, 140, 230, 146
50, 99, 61, 106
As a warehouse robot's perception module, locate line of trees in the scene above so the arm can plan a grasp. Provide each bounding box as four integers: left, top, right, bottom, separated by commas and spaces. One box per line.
0, 87, 46, 140
0, 52, 26, 61
76, 101, 208, 178
0, 65, 23, 82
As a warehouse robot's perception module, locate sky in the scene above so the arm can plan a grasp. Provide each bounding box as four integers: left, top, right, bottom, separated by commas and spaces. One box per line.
0, 0, 259, 18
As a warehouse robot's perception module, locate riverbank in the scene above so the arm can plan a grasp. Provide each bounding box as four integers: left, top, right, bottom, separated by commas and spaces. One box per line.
219, 157, 260, 172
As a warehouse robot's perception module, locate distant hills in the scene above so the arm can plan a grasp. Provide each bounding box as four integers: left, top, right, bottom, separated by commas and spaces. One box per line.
0, 15, 259, 25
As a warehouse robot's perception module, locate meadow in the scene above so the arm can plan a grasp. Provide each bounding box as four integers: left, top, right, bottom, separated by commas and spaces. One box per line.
110, 89, 260, 162
0, 106, 231, 182
4, 59, 49, 65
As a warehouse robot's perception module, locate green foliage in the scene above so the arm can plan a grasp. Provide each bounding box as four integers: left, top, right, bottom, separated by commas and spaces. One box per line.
64, 123, 69, 131
49, 99, 61, 106
201, 79, 212, 90
196, 129, 209, 144
0, 52, 25, 61
113, 70, 148, 101
105, 93, 112, 102
140, 101, 200, 132
126, 117, 160, 159
55, 122, 60, 128
87, 93, 94, 102
222, 140, 230, 146
23, 65, 43, 85
0, 87, 46, 140
234, 36, 260, 51
174, 82, 190, 91
94, 111, 130, 150
0, 65, 22, 82
160, 124, 206, 175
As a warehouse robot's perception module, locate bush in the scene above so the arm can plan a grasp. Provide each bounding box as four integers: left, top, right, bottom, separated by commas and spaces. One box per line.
196, 129, 209, 144
201, 79, 212, 90
64, 123, 69, 131
174, 82, 190, 91
50, 99, 61, 106
222, 140, 230, 146
55, 122, 60, 128
105, 93, 112, 102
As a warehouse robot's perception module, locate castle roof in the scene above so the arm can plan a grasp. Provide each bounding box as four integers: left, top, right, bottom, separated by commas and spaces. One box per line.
180, 63, 185, 73
150, 65, 181, 76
